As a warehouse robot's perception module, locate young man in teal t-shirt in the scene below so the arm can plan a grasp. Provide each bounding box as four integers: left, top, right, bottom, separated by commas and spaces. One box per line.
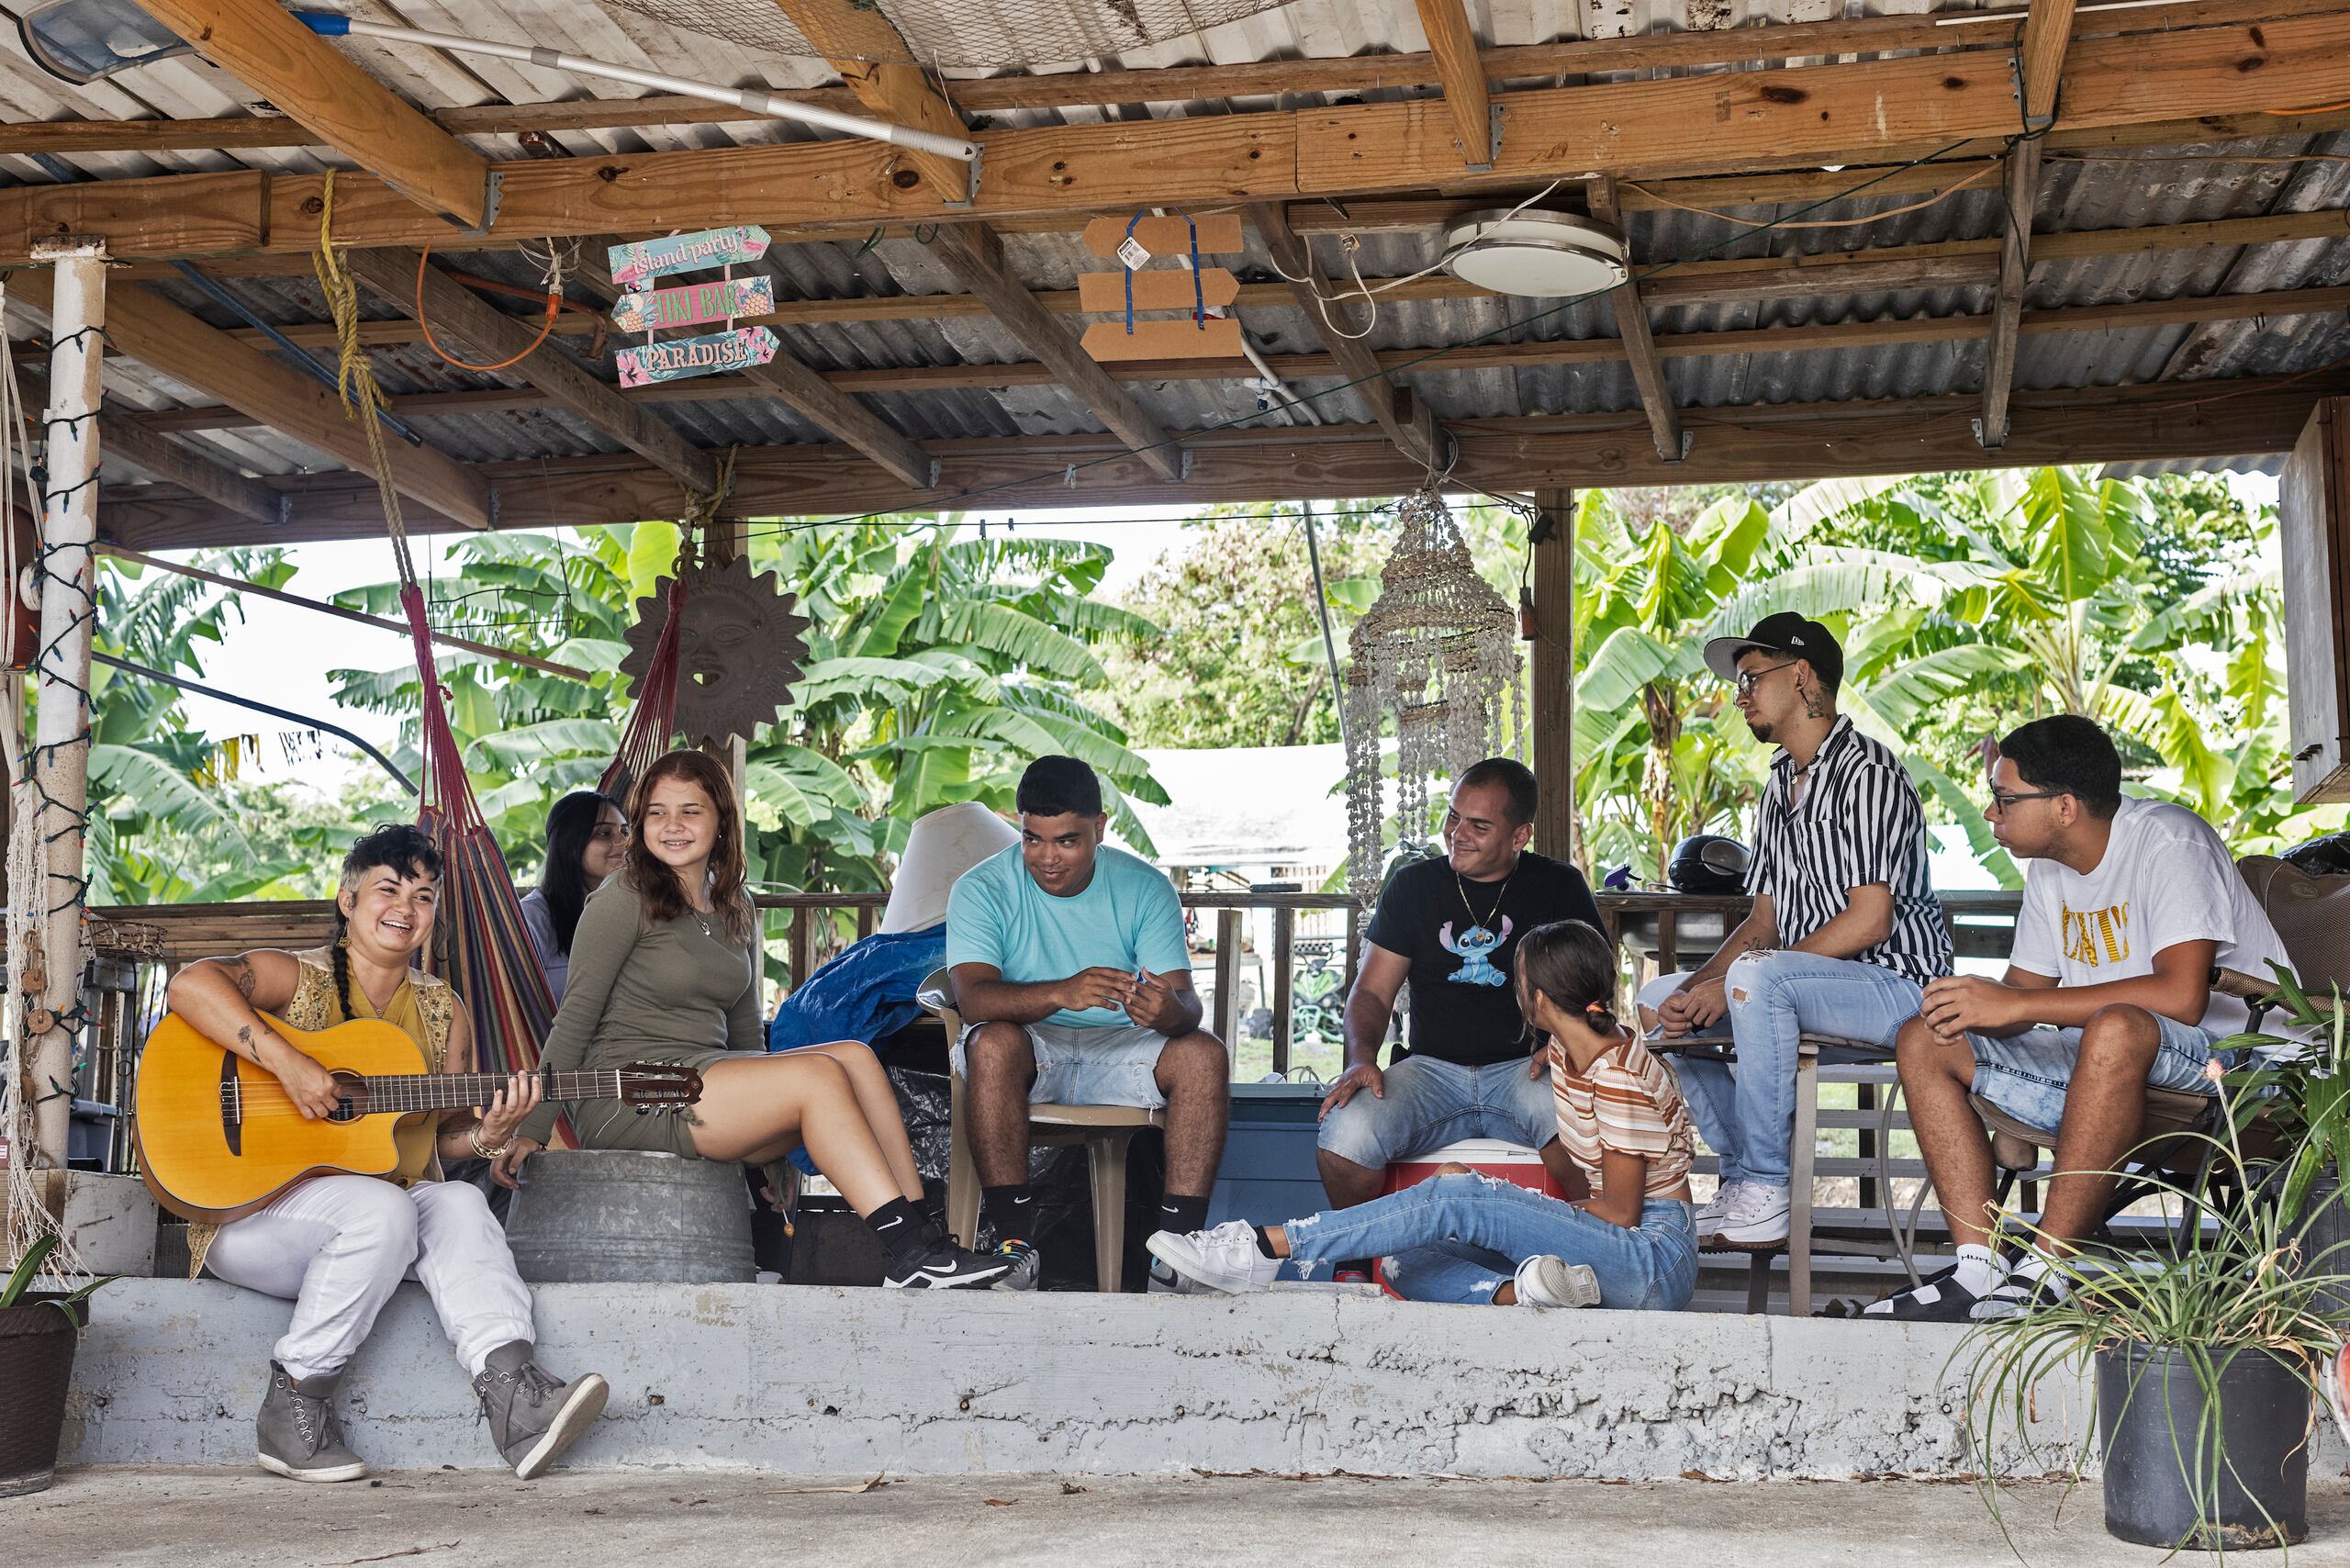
946, 756, 1229, 1292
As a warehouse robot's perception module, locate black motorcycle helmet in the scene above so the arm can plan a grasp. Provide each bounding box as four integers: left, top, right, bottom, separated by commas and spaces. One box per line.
1668, 834, 1752, 895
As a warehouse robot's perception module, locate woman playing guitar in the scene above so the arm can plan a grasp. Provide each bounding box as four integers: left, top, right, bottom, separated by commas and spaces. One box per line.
167, 823, 608, 1484
492, 749, 1011, 1288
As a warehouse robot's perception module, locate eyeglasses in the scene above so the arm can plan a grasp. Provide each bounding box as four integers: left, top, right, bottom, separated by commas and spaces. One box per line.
1732, 659, 1798, 697
1986, 789, 2066, 813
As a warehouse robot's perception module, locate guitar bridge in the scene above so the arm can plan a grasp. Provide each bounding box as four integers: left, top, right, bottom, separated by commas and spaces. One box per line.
218, 1050, 242, 1156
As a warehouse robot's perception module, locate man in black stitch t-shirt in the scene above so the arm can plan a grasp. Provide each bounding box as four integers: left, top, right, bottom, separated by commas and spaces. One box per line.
1317, 758, 1605, 1210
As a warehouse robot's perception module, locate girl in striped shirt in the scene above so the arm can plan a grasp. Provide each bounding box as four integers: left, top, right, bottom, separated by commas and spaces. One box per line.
1148, 920, 1700, 1311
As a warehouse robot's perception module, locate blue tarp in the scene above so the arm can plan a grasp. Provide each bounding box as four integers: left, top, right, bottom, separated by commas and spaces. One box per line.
767, 925, 946, 1056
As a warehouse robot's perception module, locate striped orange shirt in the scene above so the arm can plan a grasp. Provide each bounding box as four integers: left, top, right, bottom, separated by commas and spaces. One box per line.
1549, 1032, 1695, 1199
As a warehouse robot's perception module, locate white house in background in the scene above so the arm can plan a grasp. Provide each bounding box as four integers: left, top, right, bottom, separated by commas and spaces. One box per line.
1117, 744, 1351, 1047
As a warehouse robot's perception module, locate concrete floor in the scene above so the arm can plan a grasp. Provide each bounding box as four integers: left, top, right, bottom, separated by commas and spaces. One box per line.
14, 1468, 2350, 1567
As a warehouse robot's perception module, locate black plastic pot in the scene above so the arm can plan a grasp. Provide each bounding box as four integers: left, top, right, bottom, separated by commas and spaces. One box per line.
2097, 1341, 2310, 1551
0, 1295, 84, 1498
2293, 1174, 2350, 1321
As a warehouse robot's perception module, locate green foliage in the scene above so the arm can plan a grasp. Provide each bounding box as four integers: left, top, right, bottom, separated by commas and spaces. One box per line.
1, 1233, 113, 1325
1572, 468, 2345, 886
320, 521, 1165, 902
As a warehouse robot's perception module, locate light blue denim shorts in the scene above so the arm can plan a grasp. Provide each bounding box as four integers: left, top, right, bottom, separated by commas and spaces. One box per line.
1966, 1014, 2225, 1132
952, 1021, 1174, 1109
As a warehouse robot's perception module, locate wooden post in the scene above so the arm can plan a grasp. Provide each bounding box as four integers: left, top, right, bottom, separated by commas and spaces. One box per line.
1270, 906, 1295, 1077
1214, 909, 1242, 1048
1529, 487, 1579, 867
29, 241, 104, 1170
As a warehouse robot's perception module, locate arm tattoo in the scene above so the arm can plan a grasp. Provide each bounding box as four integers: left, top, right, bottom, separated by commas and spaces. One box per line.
229, 957, 258, 1002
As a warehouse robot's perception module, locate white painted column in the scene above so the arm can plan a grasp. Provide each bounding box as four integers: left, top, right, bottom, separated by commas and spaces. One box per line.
28, 241, 105, 1169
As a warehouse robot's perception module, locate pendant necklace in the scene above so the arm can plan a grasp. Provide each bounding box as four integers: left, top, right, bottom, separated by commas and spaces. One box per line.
1454, 859, 1517, 946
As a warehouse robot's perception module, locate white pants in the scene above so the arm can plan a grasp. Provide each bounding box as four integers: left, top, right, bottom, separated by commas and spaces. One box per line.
204, 1174, 535, 1383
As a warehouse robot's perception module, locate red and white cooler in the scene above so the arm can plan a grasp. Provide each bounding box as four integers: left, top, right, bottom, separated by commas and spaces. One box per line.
1371, 1138, 1572, 1300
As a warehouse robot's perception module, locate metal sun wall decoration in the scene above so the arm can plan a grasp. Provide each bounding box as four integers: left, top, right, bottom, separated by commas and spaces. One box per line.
1342, 490, 1527, 901
620, 553, 811, 749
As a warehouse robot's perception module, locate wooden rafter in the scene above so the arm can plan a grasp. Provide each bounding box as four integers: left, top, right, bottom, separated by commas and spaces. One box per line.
123, 279, 2350, 432
128, 0, 494, 228
1413, 0, 1493, 168
102, 415, 285, 529
1584, 175, 1685, 464
11, 272, 491, 531
1248, 203, 1447, 471
14, 13, 2349, 261
923, 222, 1187, 482
772, 0, 973, 206
564, 241, 940, 490
1979, 0, 2076, 448
15, 0, 2333, 157
97, 375, 2347, 549
339, 248, 722, 493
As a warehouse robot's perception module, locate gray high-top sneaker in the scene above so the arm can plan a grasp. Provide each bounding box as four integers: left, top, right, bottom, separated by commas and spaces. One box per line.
473, 1340, 610, 1480
256, 1361, 367, 1483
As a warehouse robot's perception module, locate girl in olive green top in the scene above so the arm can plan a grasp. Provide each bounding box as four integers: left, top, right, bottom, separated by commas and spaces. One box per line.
496, 749, 1008, 1289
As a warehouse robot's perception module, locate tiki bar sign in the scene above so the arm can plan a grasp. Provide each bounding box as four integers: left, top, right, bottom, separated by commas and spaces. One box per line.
609, 276, 777, 334
615, 326, 781, 387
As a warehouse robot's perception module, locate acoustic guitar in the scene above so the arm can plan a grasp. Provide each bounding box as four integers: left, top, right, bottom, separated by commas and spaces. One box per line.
134, 1012, 703, 1223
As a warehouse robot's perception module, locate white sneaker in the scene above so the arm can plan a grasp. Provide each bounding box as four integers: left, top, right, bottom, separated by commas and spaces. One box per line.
1694, 1181, 1743, 1234
1512, 1254, 1600, 1310
1713, 1182, 1791, 1246
1145, 1222, 1281, 1294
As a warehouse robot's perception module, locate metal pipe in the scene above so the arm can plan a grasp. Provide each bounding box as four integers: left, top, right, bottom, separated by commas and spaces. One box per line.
93, 651, 420, 796
1301, 498, 1348, 751
168, 261, 428, 447
294, 13, 980, 162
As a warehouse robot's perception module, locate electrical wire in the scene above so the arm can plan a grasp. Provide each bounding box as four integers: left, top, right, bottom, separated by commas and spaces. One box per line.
1622, 162, 2001, 228
416, 239, 562, 375
1264, 179, 1568, 341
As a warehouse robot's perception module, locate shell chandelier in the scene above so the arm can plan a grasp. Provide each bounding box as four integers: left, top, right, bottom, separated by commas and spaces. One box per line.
1343, 489, 1526, 901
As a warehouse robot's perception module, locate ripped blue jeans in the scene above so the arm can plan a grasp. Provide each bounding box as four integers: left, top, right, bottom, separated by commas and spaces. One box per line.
1280, 1171, 1698, 1311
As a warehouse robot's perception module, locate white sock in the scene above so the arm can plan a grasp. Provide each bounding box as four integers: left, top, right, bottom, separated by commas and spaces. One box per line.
2004, 1253, 2069, 1302
1953, 1244, 2004, 1297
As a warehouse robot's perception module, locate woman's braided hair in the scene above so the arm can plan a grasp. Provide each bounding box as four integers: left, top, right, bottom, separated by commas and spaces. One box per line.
330, 823, 445, 1019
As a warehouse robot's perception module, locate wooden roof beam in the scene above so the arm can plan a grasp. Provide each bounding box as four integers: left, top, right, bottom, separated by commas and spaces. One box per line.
102, 415, 286, 529
16, 12, 2350, 260
136, 276, 2350, 427
772, 0, 974, 205
11, 271, 491, 530
340, 248, 722, 493
13, 0, 2331, 157
1978, 141, 2042, 450
128, 0, 494, 229
96, 374, 2347, 549
1248, 202, 1449, 471
923, 222, 1187, 481
1585, 175, 1686, 464
1414, 0, 1494, 170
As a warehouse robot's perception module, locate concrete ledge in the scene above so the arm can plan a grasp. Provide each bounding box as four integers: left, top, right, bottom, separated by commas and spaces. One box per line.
67, 1280, 2109, 1479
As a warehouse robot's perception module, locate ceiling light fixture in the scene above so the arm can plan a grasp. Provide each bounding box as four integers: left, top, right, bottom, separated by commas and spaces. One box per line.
1441, 209, 1629, 300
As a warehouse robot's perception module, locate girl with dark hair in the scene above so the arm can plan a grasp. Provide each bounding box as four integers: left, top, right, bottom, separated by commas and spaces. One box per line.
497, 749, 1009, 1289
519, 790, 627, 1002
163, 823, 608, 1484
1147, 920, 1701, 1311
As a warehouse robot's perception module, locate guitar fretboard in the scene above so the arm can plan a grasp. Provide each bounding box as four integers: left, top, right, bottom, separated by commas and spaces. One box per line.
227, 1069, 628, 1115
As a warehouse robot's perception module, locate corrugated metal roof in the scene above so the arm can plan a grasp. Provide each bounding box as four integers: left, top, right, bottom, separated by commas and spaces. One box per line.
1, 0, 2343, 496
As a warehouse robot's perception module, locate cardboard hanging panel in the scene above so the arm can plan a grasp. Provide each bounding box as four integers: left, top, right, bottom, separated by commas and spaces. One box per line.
1080, 316, 1248, 362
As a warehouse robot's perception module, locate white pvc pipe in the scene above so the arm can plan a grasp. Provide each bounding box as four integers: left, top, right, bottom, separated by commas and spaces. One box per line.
307, 15, 980, 162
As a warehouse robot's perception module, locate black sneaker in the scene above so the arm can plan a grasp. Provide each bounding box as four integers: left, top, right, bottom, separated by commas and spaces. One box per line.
990, 1239, 1042, 1293
1859, 1264, 1994, 1323
885, 1239, 1014, 1290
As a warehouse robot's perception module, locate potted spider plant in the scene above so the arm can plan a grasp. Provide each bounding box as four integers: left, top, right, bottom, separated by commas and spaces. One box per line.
1, 1234, 112, 1498
2222, 968, 2350, 1317
1960, 1096, 2342, 1554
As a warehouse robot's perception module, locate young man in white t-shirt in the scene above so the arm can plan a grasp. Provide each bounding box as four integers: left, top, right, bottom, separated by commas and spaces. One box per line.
1865, 715, 2291, 1324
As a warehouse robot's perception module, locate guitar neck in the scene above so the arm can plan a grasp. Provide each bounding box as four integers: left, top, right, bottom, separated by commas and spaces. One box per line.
348, 1069, 621, 1114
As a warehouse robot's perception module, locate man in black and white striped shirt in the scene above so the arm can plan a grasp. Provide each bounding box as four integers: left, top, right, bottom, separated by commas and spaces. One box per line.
1636, 614, 1953, 1246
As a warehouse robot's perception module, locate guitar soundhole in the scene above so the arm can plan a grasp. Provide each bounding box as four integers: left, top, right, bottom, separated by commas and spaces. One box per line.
325, 1071, 371, 1124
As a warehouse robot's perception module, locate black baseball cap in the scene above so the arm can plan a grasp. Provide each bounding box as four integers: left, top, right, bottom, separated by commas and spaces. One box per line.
1702, 612, 1844, 691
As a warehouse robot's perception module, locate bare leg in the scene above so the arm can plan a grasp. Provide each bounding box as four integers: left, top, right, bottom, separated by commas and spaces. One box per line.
1315, 1148, 1386, 1208
1895, 1016, 1999, 1251
1154, 1031, 1230, 1197
2036, 1006, 2161, 1252
685, 1054, 903, 1217
963, 1022, 1038, 1189
793, 1040, 923, 1204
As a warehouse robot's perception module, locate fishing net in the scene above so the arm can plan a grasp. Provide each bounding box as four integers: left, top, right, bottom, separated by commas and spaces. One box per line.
592, 0, 1300, 69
